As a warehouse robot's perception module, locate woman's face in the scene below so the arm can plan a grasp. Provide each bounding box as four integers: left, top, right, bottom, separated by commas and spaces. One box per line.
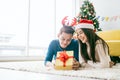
76, 28, 87, 43
58, 32, 72, 48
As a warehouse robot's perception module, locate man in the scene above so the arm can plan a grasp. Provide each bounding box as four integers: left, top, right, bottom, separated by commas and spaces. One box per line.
44, 26, 80, 70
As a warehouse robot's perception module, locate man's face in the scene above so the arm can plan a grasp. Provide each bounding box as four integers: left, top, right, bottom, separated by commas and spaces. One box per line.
58, 32, 73, 48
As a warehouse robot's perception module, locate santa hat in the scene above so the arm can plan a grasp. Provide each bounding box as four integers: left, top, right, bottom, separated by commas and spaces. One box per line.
62, 16, 77, 26
75, 19, 94, 30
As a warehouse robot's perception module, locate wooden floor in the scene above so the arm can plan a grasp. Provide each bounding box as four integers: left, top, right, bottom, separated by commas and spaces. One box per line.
0, 68, 98, 80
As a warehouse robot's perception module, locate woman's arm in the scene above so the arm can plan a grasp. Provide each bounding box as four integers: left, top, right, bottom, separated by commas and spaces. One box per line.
79, 40, 111, 68
88, 40, 111, 68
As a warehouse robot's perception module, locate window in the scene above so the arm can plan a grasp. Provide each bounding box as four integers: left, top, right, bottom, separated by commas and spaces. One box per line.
0, 0, 79, 61
0, 0, 28, 57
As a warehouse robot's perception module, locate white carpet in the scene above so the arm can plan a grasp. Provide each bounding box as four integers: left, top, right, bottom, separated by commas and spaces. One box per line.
0, 61, 120, 80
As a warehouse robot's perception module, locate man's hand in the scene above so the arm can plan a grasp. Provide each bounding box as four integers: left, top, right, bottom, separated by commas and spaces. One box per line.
72, 58, 80, 70
45, 61, 54, 70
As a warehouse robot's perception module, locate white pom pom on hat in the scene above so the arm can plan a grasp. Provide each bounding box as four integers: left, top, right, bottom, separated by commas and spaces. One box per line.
75, 19, 94, 30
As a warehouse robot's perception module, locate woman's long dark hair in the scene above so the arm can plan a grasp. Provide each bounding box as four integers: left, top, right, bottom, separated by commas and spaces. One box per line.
79, 28, 109, 63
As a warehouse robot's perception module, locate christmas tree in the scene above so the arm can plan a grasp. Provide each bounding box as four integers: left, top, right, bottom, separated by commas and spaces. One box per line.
76, 0, 102, 31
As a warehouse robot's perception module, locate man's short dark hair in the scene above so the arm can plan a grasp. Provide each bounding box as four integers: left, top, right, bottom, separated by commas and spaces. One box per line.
59, 26, 75, 35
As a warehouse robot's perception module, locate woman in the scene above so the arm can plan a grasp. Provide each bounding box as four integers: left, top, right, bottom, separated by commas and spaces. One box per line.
75, 19, 114, 68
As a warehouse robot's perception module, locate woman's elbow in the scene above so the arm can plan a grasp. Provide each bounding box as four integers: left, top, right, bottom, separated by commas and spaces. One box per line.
100, 62, 110, 68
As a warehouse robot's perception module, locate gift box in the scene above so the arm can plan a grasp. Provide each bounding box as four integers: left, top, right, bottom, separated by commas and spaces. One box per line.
54, 51, 74, 70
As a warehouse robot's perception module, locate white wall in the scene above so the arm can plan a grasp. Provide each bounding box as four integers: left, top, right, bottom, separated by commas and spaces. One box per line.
80, 0, 120, 31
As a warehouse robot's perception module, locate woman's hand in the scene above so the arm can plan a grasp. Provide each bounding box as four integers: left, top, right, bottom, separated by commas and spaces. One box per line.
72, 58, 80, 70
109, 61, 115, 68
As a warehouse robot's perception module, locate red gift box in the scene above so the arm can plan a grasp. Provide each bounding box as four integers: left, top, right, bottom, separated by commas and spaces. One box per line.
54, 51, 74, 70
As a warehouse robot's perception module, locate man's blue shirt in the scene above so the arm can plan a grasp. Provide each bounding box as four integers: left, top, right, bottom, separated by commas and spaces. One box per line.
44, 39, 79, 65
